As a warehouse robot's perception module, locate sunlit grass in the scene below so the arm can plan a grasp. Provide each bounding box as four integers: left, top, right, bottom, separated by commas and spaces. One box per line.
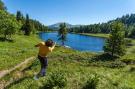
0, 47, 134, 89
78, 33, 109, 38
5, 55, 135, 89
0, 34, 135, 89
0, 35, 40, 70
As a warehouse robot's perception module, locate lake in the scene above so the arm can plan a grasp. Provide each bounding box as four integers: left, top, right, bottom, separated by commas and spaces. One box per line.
39, 32, 105, 52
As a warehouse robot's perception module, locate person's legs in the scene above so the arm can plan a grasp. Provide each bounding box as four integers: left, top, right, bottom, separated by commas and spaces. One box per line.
34, 55, 47, 80
40, 57, 48, 76
38, 55, 48, 76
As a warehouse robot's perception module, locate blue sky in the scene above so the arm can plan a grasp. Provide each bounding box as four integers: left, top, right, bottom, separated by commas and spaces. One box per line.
3, 0, 135, 25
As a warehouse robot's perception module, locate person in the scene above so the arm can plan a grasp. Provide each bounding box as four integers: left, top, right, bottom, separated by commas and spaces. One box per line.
34, 39, 56, 80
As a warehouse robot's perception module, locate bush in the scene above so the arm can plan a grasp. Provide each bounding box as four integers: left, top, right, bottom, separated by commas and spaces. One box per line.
41, 70, 67, 89
0, 10, 21, 40
121, 55, 135, 64
88, 53, 126, 68
125, 38, 132, 46
91, 53, 119, 62
89, 60, 126, 68
129, 66, 135, 72
82, 74, 99, 89
106, 61, 126, 68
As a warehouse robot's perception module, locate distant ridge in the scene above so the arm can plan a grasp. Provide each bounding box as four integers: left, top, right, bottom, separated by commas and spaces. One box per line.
48, 22, 80, 30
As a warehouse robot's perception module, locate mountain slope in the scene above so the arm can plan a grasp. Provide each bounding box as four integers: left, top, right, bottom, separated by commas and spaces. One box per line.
48, 22, 80, 30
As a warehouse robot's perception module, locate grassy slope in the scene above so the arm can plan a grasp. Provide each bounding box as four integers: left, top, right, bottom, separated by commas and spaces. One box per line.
121, 39, 135, 62
0, 35, 40, 70
0, 34, 135, 89
78, 33, 109, 38
3, 47, 135, 89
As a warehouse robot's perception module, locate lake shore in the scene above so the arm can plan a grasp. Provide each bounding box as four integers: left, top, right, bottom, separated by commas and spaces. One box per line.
40, 32, 105, 52
75, 33, 109, 38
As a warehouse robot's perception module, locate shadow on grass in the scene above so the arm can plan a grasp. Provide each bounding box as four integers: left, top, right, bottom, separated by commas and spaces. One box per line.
22, 59, 40, 72
0, 37, 14, 42
5, 76, 33, 89
88, 53, 126, 68
91, 53, 118, 62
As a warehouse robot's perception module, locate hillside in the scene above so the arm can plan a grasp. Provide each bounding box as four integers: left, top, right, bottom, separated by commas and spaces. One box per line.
70, 13, 135, 38
0, 35, 40, 70
48, 22, 80, 30
1, 42, 135, 89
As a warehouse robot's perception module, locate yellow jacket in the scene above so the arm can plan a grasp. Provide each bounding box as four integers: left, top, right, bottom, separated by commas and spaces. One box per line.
36, 42, 55, 57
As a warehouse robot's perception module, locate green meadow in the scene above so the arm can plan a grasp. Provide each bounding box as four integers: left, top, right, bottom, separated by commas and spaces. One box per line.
0, 35, 135, 89
0, 35, 40, 70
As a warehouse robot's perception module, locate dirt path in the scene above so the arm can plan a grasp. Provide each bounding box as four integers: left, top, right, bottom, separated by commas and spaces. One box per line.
0, 57, 35, 89
0, 57, 35, 79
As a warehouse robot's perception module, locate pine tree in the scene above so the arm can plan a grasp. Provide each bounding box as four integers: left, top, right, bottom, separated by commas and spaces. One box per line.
16, 11, 24, 21
23, 14, 32, 35
58, 23, 68, 46
0, 0, 6, 10
103, 22, 126, 57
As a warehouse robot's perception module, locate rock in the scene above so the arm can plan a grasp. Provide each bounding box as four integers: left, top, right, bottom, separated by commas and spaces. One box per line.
64, 45, 71, 48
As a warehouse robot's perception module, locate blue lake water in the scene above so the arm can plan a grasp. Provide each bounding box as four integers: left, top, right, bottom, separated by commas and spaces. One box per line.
39, 32, 105, 52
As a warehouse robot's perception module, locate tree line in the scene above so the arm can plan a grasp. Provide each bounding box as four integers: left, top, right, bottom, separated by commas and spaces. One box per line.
16, 11, 49, 35
69, 23, 111, 34
0, 0, 49, 40
69, 14, 135, 39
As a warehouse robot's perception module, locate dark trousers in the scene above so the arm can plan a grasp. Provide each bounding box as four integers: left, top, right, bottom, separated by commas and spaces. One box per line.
38, 55, 48, 76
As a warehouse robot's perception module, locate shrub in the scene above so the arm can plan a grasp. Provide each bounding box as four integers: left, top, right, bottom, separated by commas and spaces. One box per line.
106, 61, 126, 68
121, 55, 135, 64
89, 59, 126, 68
125, 38, 132, 46
91, 53, 119, 62
82, 74, 99, 89
129, 66, 135, 72
41, 70, 67, 89
0, 10, 21, 40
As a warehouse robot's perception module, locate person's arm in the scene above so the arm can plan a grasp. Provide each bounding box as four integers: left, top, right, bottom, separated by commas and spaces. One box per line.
49, 42, 56, 52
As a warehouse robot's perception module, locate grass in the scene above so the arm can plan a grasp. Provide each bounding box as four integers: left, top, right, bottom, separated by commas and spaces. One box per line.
121, 39, 135, 63
78, 33, 109, 38
0, 34, 135, 89
126, 39, 135, 54
0, 35, 40, 70
1, 47, 135, 89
